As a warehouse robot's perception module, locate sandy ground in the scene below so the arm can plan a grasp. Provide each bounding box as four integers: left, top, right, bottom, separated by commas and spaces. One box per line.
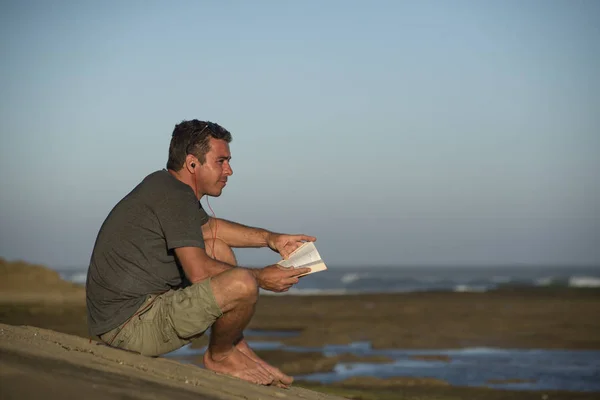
0, 323, 343, 400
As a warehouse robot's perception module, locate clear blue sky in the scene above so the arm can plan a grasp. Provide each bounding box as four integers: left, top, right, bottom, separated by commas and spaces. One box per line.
1, 0, 599, 268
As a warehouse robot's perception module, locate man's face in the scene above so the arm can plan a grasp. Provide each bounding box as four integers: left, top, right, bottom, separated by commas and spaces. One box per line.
196, 137, 233, 197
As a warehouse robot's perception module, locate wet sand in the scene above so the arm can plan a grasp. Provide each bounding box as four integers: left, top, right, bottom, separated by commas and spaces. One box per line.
1, 259, 599, 399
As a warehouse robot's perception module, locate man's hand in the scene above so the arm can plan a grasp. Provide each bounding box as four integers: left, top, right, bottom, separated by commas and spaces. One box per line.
256, 265, 311, 292
267, 233, 316, 259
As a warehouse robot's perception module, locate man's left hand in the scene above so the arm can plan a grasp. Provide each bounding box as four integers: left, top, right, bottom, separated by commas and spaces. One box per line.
267, 233, 316, 259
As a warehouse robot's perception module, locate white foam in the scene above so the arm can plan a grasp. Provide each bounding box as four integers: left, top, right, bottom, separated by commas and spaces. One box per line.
453, 284, 487, 293
59, 270, 87, 285
448, 347, 509, 355
535, 276, 555, 286
334, 362, 380, 375
341, 273, 363, 284
569, 276, 600, 288
69, 272, 88, 285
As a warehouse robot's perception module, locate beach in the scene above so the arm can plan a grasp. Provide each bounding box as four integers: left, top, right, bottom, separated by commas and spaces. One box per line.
1, 259, 600, 399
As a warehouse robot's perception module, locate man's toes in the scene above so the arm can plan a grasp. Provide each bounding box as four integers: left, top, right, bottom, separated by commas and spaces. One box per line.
245, 371, 270, 385
252, 369, 274, 385
278, 372, 293, 385
273, 380, 289, 389
269, 366, 293, 385
258, 373, 274, 385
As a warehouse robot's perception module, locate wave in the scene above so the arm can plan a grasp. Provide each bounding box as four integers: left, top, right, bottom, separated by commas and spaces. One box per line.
340, 273, 365, 284
569, 276, 600, 288
535, 276, 556, 286
453, 284, 489, 293
534, 276, 600, 288
59, 271, 87, 285
58, 266, 600, 295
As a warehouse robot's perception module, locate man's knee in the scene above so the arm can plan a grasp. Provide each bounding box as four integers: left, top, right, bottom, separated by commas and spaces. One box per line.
211, 268, 258, 312
228, 268, 258, 302
205, 238, 237, 266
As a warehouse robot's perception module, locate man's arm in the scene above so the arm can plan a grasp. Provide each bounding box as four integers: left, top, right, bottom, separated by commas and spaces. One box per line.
202, 217, 316, 259
175, 246, 233, 283
202, 217, 269, 248
174, 246, 311, 291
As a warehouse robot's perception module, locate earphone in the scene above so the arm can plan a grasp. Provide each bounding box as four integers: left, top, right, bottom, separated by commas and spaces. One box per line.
188, 158, 218, 257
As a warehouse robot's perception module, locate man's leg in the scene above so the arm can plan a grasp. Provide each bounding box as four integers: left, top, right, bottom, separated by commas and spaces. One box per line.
202, 268, 273, 384
205, 237, 238, 265
205, 239, 293, 387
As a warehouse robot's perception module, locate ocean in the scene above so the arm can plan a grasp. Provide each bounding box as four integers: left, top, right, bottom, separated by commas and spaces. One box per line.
59, 264, 600, 294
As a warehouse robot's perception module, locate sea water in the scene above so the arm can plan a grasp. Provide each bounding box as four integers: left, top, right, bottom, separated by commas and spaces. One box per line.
59, 265, 600, 294
163, 329, 600, 392
164, 338, 600, 392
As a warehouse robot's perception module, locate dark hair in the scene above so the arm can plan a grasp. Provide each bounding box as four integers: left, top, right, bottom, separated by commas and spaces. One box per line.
166, 120, 232, 170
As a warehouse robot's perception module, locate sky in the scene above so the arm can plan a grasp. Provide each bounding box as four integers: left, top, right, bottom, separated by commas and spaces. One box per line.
1, 0, 599, 269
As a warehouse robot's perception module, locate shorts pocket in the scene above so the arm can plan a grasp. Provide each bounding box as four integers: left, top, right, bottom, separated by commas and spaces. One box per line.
107, 327, 132, 349
136, 294, 190, 355
168, 282, 221, 339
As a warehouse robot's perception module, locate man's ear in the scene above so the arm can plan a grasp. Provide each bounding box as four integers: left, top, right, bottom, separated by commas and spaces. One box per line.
185, 154, 199, 173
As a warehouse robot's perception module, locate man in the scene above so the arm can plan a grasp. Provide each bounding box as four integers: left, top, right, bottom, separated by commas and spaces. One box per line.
86, 120, 314, 387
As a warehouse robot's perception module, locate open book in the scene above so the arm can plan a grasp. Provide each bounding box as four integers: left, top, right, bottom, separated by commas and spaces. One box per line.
277, 242, 327, 276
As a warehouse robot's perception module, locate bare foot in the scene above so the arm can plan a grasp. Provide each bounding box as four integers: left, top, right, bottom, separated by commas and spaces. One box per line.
203, 347, 274, 385
236, 339, 294, 388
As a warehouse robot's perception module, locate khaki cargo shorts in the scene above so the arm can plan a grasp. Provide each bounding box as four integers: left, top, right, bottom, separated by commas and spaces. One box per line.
99, 278, 223, 356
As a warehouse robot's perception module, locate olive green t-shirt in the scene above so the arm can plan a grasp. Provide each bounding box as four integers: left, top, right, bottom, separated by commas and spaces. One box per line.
86, 170, 209, 336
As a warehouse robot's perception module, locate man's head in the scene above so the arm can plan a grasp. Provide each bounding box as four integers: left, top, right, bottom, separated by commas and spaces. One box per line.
167, 120, 233, 197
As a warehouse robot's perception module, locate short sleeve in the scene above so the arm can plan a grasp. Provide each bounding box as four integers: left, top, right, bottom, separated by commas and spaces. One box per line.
154, 189, 208, 250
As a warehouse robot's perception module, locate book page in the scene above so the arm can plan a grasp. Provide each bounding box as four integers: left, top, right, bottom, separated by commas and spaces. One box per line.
277, 242, 327, 275
277, 242, 319, 267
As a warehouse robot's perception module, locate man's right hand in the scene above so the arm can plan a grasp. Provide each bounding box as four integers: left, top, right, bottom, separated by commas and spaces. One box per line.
256, 265, 311, 292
